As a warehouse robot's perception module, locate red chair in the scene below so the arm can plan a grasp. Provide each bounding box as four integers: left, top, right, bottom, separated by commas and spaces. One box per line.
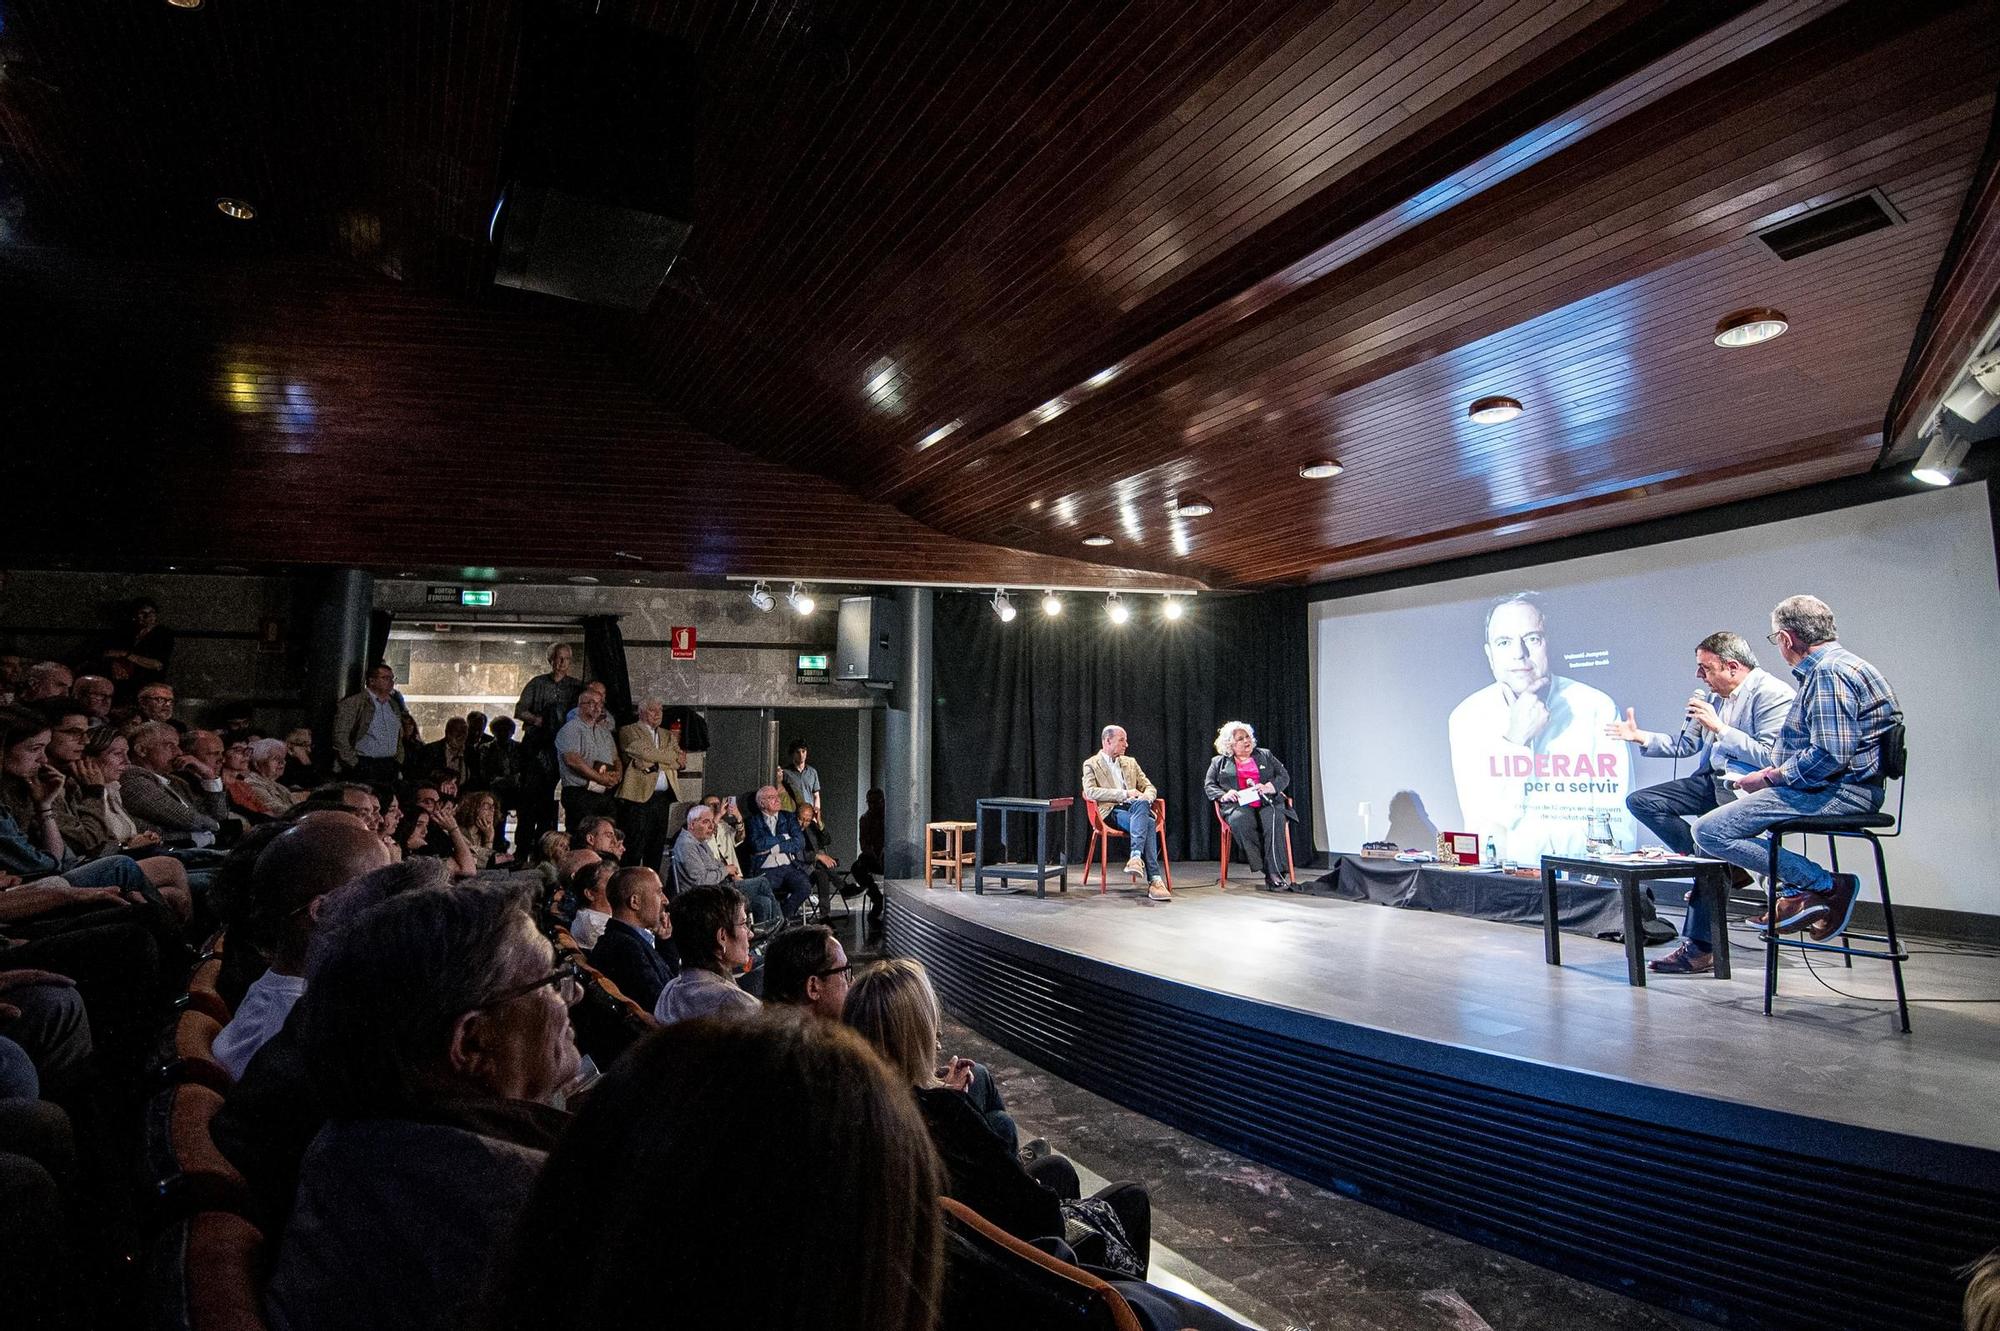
1081, 795, 1171, 894
1213, 796, 1297, 889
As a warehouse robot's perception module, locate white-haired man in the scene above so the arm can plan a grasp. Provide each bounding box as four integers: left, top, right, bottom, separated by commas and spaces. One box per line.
615, 696, 682, 871
1691, 596, 1900, 943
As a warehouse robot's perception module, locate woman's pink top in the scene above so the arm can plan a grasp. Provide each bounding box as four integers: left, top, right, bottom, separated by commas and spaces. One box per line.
1235, 757, 1260, 788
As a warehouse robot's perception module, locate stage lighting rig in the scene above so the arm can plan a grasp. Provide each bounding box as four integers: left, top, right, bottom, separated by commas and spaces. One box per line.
785, 582, 816, 615
991, 590, 1016, 622
747, 580, 775, 612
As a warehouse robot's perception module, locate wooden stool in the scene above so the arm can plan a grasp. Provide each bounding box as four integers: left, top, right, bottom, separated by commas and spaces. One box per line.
925, 821, 976, 889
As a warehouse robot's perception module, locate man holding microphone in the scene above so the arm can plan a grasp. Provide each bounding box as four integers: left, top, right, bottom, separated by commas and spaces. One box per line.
1605, 631, 1794, 974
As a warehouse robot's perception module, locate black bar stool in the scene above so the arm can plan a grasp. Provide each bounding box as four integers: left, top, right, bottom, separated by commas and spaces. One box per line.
1762, 719, 1910, 1032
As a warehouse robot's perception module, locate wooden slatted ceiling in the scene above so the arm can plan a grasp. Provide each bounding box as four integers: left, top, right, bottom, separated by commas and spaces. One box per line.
0, 0, 1991, 590
0, 251, 1195, 592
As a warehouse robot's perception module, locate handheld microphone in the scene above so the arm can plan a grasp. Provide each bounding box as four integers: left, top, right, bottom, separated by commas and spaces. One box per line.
1681, 688, 1719, 739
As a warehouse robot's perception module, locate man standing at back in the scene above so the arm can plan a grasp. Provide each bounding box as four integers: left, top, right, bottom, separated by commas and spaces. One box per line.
1083, 725, 1169, 902
512, 643, 584, 852
555, 682, 621, 845
332, 663, 409, 782
1692, 596, 1900, 942
615, 697, 681, 872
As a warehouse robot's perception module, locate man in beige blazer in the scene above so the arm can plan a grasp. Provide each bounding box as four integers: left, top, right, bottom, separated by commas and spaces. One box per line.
1082, 724, 1169, 901
616, 696, 683, 873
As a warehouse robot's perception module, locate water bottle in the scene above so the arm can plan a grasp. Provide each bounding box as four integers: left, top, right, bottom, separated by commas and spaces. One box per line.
1484, 835, 1497, 867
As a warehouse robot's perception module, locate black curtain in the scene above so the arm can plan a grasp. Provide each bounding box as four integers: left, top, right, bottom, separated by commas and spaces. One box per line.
366, 609, 393, 671
582, 615, 634, 725
931, 588, 1311, 865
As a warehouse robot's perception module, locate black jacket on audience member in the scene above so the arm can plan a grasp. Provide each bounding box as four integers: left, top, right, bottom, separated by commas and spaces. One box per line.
915, 1085, 1063, 1243
587, 917, 679, 1013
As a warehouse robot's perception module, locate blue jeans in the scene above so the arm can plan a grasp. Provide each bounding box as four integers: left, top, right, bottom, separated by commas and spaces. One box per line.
57, 855, 149, 894
1108, 801, 1161, 881
735, 875, 781, 926
1628, 772, 1724, 949
1691, 783, 1884, 896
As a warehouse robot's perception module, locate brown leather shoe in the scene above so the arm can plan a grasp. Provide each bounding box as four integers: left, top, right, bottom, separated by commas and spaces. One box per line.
1807, 873, 1861, 942
1770, 891, 1828, 934
1649, 943, 1715, 975
1147, 877, 1171, 902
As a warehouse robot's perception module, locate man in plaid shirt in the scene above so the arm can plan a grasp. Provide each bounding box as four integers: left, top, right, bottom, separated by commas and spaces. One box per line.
1692, 595, 1899, 942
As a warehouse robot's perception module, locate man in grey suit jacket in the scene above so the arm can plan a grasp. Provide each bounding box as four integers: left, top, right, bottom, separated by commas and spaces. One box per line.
670, 804, 782, 928
1606, 630, 1796, 974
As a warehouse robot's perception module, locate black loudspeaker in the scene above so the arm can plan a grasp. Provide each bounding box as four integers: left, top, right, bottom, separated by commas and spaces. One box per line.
491, 11, 694, 310
835, 596, 901, 684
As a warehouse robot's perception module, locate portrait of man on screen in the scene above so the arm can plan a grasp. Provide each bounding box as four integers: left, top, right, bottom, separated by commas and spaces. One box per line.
1446, 591, 1629, 863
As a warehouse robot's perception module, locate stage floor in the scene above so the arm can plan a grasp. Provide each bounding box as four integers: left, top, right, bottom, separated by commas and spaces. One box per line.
888, 862, 2000, 1153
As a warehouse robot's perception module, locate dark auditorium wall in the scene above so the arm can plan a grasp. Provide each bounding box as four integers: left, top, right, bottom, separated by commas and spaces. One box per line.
930, 588, 1312, 867
0, 569, 306, 727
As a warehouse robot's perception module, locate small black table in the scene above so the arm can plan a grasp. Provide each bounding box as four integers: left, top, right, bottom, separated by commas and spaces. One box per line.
1540, 855, 1732, 986
973, 797, 1073, 897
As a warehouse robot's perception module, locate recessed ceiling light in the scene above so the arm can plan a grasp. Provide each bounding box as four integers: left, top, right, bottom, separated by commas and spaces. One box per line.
1081, 533, 1113, 547
1468, 396, 1523, 424
1714, 308, 1789, 348
215, 197, 257, 221
567, 575, 599, 585
166, 0, 204, 8
1172, 493, 1215, 518
1299, 459, 1345, 480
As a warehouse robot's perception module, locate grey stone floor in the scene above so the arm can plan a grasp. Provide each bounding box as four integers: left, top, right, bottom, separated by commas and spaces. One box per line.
939, 1012, 1705, 1331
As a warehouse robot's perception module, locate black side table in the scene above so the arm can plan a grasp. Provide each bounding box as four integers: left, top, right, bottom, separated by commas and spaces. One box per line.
973, 797, 1073, 897
1540, 855, 1733, 986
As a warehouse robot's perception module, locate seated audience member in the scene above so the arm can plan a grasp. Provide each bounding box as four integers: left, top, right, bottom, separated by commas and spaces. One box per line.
0, 704, 167, 908
133, 681, 184, 734
1966, 1249, 2000, 1331
212, 858, 451, 1236
220, 736, 275, 821
119, 720, 227, 847
267, 879, 579, 1331
21, 661, 73, 704
473, 716, 521, 835
652, 883, 760, 1025
705, 793, 746, 873
545, 848, 601, 927
282, 728, 317, 790
847, 958, 1152, 1279
397, 780, 478, 878
576, 813, 626, 863
34, 701, 196, 917
456, 790, 504, 870
795, 803, 846, 918
473, 1012, 945, 1331
70, 674, 115, 727
851, 788, 888, 925
672, 803, 783, 926
586, 866, 676, 1012
568, 858, 616, 949
212, 817, 391, 1080
230, 738, 299, 820
412, 716, 473, 789
0, 656, 24, 706
743, 785, 814, 922
761, 924, 851, 1022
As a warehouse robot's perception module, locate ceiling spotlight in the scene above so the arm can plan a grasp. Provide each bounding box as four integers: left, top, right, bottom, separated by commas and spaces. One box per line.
1467, 396, 1523, 424
1714, 307, 1789, 348
1106, 593, 1131, 625
1161, 595, 1186, 621
1912, 431, 1971, 487
748, 580, 775, 612
1172, 493, 1215, 518
785, 581, 815, 615
166, 0, 204, 8
1081, 533, 1113, 547
1041, 591, 1063, 617
1299, 460, 1344, 480
215, 197, 257, 221
991, 590, 1016, 623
